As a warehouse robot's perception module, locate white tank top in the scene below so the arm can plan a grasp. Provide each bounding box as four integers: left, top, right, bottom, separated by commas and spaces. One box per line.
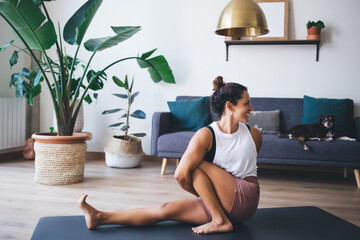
209, 121, 258, 178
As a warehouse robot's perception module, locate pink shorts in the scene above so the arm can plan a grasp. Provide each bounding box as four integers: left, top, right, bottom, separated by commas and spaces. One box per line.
197, 176, 260, 224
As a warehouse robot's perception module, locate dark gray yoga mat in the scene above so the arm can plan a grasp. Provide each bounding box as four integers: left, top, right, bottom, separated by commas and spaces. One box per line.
31, 206, 360, 240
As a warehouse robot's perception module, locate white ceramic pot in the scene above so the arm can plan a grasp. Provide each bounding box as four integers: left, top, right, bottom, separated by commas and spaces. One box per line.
104, 135, 144, 168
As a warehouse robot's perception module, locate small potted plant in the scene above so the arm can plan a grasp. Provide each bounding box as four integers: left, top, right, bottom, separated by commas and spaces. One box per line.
102, 75, 146, 168
306, 20, 325, 40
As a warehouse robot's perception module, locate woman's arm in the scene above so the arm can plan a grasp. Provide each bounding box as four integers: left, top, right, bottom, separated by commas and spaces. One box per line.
250, 127, 262, 154
175, 127, 212, 196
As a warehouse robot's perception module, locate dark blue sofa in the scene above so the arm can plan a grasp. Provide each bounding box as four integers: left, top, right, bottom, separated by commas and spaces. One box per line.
151, 96, 360, 187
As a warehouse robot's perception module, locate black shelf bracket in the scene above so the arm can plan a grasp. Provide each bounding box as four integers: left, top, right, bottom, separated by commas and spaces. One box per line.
225, 40, 320, 62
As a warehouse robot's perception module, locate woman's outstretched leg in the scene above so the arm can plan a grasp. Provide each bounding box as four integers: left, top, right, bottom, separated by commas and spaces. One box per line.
78, 194, 210, 229
190, 162, 234, 234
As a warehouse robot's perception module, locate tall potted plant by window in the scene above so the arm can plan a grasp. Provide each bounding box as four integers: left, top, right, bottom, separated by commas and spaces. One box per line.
0, 0, 175, 185
102, 75, 146, 168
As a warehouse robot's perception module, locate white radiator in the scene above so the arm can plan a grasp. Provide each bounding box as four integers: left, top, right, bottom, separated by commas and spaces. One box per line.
0, 98, 26, 150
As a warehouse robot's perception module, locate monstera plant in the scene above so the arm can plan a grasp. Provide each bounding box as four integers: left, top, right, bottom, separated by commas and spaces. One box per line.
0, 0, 175, 136
0, 0, 175, 185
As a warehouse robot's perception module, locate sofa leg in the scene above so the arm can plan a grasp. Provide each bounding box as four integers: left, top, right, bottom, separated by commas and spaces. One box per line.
161, 158, 168, 175
354, 169, 360, 188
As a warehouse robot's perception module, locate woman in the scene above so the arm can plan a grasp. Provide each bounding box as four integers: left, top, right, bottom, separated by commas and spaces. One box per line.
79, 76, 262, 234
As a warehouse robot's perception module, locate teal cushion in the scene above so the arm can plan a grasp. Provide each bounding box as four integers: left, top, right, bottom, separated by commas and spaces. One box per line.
301, 95, 354, 137
167, 97, 210, 132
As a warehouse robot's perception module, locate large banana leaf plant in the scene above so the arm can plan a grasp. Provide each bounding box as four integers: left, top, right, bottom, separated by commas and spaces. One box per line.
0, 0, 175, 136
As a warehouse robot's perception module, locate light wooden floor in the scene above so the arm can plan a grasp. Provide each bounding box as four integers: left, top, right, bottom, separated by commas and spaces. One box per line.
0, 155, 359, 240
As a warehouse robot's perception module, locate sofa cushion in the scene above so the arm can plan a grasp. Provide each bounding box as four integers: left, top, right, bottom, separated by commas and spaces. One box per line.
259, 135, 360, 166
157, 131, 195, 158
248, 110, 280, 134
301, 95, 354, 137
168, 97, 210, 132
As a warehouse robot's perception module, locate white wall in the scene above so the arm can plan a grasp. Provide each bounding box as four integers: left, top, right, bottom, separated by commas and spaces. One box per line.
3, 0, 359, 153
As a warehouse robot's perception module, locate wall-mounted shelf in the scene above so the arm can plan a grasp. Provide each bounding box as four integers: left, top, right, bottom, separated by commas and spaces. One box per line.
224, 40, 321, 62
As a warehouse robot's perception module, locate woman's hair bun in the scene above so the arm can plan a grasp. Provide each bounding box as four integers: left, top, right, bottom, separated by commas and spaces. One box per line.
213, 76, 225, 91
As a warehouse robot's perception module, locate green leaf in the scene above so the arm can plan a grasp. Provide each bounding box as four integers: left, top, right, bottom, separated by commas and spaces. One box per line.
63, 0, 103, 45
112, 76, 126, 89
120, 113, 128, 119
108, 122, 124, 128
34, 70, 43, 86
112, 93, 127, 99
129, 76, 134, 92
87, 70, 106, 91
32, 0, 54, 7
137, 53, 175, 84
93, 92, 98, 100
130, 110, 146, 119
21, 68, 30, 78
131, 133, 146, 137
10, 73, 24, 98
130, 91, 139, 104
121, 125, 129, 131
64, 55, 80, 69
0, 0, 57, 50
124, 75, 129, 90
102, 108, 123, 115
9, 51, 18, 69
0, 40, 14, 52
84, 26, 141, 52
84, 94, 92, 104
140, 48, 157, 59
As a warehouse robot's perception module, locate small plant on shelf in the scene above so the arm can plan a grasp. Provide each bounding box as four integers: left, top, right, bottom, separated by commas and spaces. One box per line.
102, 75, 146, 141
306, 20, 325, 29
306, 20, 325, 40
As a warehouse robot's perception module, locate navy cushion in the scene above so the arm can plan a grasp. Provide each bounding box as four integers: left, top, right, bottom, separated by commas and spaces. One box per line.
167, 97, 210, 132
301, 95, 354, 137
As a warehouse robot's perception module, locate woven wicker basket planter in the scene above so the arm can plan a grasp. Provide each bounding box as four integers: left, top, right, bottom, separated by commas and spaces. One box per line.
32, 133, 88, 185
104, 135, 144, 168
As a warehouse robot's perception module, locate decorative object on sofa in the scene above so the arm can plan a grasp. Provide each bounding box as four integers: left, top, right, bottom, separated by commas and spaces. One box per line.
247, 110, 280, 134
167, 97, 211, 132
152, 96, 360, 187
102, 75, 146, 168
306, 20, 325, 40
301, 95, 354, 138
215, 0, 269, 38
0, 0, 174, 184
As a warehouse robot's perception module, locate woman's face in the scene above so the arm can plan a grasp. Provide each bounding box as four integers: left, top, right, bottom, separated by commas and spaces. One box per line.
230, 91, 254, 123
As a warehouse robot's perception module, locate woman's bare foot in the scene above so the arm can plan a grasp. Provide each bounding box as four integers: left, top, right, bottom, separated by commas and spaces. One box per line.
192, 217, 233, 234
78, 194, 102, 229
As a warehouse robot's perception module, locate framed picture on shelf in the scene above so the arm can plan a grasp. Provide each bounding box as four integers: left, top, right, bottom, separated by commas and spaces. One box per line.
252, 0, 289, 41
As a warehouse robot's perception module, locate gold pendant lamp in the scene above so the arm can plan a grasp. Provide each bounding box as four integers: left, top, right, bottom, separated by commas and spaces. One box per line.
216, 0, 269, 38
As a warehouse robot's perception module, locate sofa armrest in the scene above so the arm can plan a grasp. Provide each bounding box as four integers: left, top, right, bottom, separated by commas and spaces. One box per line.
355, 117, 360, 141
151, 112, 172, 156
